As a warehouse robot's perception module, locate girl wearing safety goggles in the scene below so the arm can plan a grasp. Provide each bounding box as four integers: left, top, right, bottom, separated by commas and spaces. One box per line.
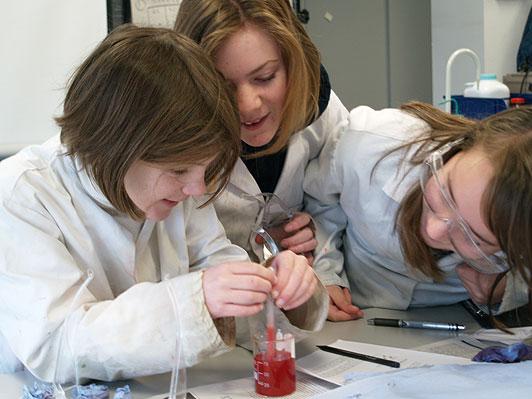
305, 102, 532, 323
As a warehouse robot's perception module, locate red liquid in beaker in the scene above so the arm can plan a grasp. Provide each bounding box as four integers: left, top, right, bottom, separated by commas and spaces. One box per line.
254, 350, 296, 396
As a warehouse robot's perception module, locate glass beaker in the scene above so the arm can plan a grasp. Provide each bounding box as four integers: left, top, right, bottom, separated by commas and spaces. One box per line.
253, 331, 296, 397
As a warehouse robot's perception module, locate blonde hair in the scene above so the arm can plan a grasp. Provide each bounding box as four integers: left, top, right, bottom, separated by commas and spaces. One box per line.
57, 24, 241, 219
175, 0, 321, 156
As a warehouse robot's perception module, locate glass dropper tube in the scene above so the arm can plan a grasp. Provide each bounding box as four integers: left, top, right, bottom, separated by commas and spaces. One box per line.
166, 280, 187, 399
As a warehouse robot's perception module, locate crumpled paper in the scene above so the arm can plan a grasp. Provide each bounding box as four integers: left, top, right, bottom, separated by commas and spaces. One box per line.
473, 342, 532, 363
71, 384, 109, 399
112, 385, 131, 399
21, 382, 55, 399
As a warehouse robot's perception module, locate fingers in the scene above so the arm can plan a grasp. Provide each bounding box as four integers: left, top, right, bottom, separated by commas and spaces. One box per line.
280, 227, 317, 254
225, 261, 276, 283
202, 261, 277, 318
281, 271, 318, 310
340, 287, 365, 317
210, 303, 265, 318
279, 212, 317, 254
303, 252, 314, 266
326, 286, 364, 321
271, 251, 317, 310
284, 212, 312, 233
328, 303, 358, 321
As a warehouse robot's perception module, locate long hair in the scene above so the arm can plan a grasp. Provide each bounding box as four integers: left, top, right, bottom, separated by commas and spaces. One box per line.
174, 0, 321, 157
387, 103, 532, 301
57, 24, 241, 219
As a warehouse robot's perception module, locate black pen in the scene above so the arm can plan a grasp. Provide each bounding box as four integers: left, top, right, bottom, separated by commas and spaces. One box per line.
367, 318, 465, 331
317, 345, 400, 368
460, 299, 493, 329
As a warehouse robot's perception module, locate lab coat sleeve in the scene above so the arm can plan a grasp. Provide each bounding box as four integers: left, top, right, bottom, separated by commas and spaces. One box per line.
183, 198, 250, 270
303, 122, 351, 288
0, 198, 230, 383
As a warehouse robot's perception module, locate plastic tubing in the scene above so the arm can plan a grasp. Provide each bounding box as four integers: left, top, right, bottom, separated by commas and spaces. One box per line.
52, 269, 94, 398
166, 280, 187, 399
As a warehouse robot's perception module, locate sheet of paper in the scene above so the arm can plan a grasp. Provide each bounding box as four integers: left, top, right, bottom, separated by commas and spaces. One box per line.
472, 326, 532, 345
312, 361, 532, 399
414, 336, 481, 359
187, 371, 334, 399
296, 340, 471, 385
131, 0, 182, 28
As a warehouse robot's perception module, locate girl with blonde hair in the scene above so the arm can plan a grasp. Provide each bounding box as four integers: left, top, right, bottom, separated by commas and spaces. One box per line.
175, 0, 351, 269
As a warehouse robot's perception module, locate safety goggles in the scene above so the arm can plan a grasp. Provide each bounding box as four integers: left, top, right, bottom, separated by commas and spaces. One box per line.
419, 139, 508, 274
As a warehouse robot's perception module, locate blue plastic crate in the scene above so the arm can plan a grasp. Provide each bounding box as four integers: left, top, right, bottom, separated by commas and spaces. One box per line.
450, 95, 507, 119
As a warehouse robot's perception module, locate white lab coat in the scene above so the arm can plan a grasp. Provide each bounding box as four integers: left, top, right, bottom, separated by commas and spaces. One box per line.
214, 90, 349, 261
304, 106, 528, 312
0, 135, 327, 382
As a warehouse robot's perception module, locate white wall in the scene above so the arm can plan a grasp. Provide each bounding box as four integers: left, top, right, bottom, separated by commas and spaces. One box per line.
484, 0, 532, 76
0, 1, 107, 157
305, 0, 432, 110
431, 0, 532, 108
431, 0, 484, 107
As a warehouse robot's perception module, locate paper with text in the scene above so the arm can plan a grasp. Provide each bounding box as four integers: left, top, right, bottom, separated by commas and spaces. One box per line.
296, 340, 471, 385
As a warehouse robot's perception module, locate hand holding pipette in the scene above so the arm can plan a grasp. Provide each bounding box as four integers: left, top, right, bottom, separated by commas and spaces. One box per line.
267, 252, 318, 311
202, 233, 316, 320
203, 262, 275, 318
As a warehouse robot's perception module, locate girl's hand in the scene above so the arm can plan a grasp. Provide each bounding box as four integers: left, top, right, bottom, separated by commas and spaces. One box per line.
270, 251, 318, 310
326, 285, 364, 321
202, 261, 276, 318
280, 212, 317, 264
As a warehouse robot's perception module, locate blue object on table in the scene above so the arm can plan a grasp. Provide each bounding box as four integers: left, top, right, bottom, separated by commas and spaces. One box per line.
472, 342, 532, 363
71, 383, 109, 399
451, 95, 507, 119
113, 385, 131, 399
21, 382, 55, 399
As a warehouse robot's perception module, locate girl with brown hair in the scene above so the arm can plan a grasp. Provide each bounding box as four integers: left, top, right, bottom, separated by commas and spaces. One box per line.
305, 103, 532, 322
0, 25, 326, 381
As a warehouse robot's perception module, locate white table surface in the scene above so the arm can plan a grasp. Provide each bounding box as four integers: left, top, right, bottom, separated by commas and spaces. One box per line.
0, 304, 480, 398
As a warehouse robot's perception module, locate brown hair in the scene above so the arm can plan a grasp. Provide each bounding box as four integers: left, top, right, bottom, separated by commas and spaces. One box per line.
56, 24, 241, 219
174, 0, 321, 157
386, 103, 532, 299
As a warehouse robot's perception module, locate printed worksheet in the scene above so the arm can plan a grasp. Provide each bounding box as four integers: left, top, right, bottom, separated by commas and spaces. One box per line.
296, 340, 471, 386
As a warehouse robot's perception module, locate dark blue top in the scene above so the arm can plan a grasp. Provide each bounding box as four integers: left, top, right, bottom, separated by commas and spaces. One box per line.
242, 64, 332, 193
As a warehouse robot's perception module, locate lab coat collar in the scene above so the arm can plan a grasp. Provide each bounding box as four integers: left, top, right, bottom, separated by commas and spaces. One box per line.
74, 157, 116, 212
229, 158, 262, 195
382, 161, 422, 204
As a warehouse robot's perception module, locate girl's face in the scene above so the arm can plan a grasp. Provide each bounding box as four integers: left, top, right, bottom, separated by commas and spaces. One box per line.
419, 148, 500, 257
124, 159, 210, 221
214, 24, 288, 147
